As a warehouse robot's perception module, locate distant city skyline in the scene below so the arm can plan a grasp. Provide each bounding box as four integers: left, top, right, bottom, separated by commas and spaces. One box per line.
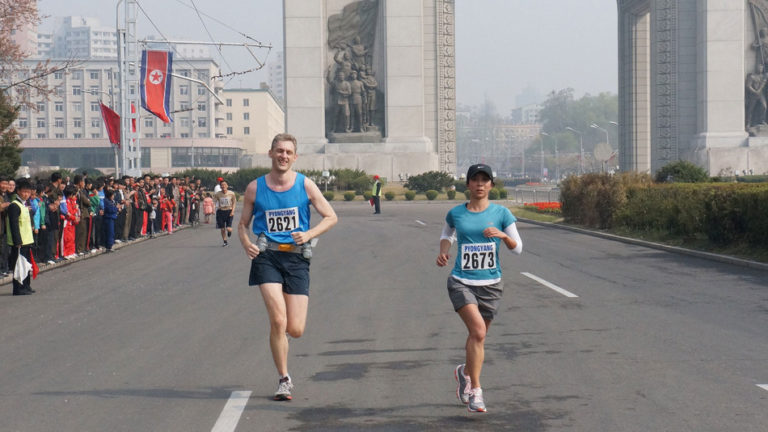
35, 0, 618, 113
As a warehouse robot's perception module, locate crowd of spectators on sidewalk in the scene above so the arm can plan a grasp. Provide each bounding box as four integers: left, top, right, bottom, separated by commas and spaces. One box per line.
0, 172, 209, 277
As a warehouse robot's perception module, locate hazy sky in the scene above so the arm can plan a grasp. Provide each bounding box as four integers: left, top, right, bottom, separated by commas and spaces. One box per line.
37, 0, 618, 114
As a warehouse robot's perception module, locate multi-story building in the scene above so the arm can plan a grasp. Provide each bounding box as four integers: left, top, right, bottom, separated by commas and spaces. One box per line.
14, 58, 250, 174
219, 86, 285, 157
49, 16, 118, 59
266, 51, 285, 105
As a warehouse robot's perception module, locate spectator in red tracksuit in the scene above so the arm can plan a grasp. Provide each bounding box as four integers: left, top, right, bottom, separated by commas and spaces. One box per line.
60, 186, 80, 258
161, 193, 175, 234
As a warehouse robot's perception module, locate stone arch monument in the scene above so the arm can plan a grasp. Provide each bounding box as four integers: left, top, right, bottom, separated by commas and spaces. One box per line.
618, 0, 768, 175
282, 0, 456, 178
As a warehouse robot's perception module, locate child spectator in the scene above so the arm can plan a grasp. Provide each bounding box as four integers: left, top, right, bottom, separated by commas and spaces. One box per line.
60, 185, 80, 259
102, 189, 118, 252
148, 198, 157, 238
161, 193, 175, 234
203, 192, 214, 224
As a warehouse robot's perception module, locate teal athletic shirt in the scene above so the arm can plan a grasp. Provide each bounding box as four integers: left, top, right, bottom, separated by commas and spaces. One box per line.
252, 173, 311, 244
444, 203, 518, 285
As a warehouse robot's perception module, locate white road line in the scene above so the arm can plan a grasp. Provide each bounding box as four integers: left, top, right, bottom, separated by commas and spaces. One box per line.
758, 384, 768, 392
521, 272, 579, 298
211, 390, 252, 432
415, 220, 427, 226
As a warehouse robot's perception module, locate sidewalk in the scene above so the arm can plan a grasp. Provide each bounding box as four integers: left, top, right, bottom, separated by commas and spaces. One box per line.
0, 224, 193, 287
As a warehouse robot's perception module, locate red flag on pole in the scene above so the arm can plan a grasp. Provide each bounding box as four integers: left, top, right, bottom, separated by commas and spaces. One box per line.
99, 102, 121, 148
140, 50, 173, 123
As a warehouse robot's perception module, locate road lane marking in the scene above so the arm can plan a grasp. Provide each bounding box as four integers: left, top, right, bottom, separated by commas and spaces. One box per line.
758, 384, 768, 392
521, 272, 579, 298
211, 390, 252, 432
415, 220, 427, 226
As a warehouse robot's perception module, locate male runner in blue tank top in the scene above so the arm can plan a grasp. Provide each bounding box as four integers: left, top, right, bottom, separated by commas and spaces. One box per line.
237, 133, 338, 401
436, 164, 523, 413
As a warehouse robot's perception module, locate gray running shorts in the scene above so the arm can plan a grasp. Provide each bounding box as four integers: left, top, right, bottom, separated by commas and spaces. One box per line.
447, 276, 503, 321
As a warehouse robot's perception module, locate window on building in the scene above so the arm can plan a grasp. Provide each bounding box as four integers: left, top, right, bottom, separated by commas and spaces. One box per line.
54, 71, 64, 79
180, 102, 190, 111
243, 98, 249, 107
55, 87, 64, 97
55, 118, 64, 128
226, 127, 233, 135
226, 98, 232, 107
226, 112, 232, 121
181, 118, 190, 127
91, 102, 100, 112
91, 118, 100, 128
89, 71, 99, 79
55, 102, 64, 112
36, 102, 45, 112
243, 112, 249, 120
145, 118, 153, 127
179, 69, 190, 77
198, 117, 207, 128
196, 70, 208, 81
18, 118, 27, 128
72, 70, 82, 80
197, 86, 206, 95
198, 132, 208, 138
74, 133, 82, 138
197, 103, 206, 112
73, 118, 83, 128
73, 102, 82, 112
181, 133, 189, 138
55, 133, 65, 138
19, 134, 27, 139
243, 127, 250, 135
73, 86, 82, 96
145, 133, 154, 138
91, 133, 100, 138
89, 86, 99, 95
37, 118, 45, 128
161, 133, 171, 138
179, 85, 189, 95
37, 133, 47, 139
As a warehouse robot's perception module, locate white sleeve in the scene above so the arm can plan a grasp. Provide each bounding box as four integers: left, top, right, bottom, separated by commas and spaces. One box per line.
504, 223, 523, 255
440, 222, 456, 243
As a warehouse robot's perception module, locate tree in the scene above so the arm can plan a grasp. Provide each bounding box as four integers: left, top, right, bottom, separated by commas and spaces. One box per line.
0, 92, 21, 177
655, 161, 710, 183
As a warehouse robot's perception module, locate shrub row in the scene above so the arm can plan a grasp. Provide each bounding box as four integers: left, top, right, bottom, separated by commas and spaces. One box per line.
560, 173, 768, 247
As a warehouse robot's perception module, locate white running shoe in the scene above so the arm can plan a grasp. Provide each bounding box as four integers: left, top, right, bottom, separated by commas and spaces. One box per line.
454, 364, 471, 404
274, 376, 293, 401
467, 387, 486, 413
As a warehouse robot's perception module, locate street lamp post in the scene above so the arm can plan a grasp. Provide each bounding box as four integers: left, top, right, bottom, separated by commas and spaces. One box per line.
565, 127, 584, 175
538, 133, 545, 179
590, 123, 610, 172
541, 132, 559, 181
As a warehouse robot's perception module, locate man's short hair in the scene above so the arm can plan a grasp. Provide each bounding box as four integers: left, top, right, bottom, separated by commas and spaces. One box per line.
73, 174, 83, 185
271, 133, 297, 151
50, 172, 62, 183
15, 178, 33, 191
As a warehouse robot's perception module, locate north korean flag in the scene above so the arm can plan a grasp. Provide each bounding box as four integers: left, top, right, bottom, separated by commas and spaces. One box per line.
140, 50, 173, 123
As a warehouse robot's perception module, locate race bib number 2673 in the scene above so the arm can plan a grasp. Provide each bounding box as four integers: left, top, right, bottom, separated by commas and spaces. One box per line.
266, 207, 299, 233
461, 243, 496, 271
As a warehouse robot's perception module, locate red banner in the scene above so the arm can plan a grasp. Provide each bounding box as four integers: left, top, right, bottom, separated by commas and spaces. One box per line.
99, 102, 121, 147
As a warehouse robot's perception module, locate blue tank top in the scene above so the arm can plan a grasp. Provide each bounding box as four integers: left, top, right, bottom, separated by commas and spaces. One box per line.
252, 173, 311, 244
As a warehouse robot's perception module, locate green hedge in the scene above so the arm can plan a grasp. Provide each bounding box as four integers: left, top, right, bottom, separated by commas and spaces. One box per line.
323, 191, 335, 201
425, 190, 439, 200
384, 191, 395, 201
562, 173, 768, 247
447, 189, 456, 200
343, 191, 356, 201
405, 191, 416, 201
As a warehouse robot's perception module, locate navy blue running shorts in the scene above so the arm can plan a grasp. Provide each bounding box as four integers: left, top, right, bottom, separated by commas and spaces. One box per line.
249, 249, 310, 296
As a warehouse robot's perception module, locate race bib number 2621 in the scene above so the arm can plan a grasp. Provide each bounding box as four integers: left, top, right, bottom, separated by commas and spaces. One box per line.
266, 207, 299, 233
461, 243, 496, 271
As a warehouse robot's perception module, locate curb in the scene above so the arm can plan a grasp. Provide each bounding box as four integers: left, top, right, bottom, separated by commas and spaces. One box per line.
0, 224, 193, 287
517, 217, 768, 272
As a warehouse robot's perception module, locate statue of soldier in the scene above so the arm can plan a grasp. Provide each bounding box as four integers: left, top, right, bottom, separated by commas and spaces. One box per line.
350, 36, 368, 72
328, 69, 352, 133
348, 71, 365, 132
358, 69, 369, 126
362, 67, 378, 127
745, 63, 768, 128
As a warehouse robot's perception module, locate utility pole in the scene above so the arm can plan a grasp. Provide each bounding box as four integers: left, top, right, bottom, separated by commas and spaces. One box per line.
117, 0, 141, 177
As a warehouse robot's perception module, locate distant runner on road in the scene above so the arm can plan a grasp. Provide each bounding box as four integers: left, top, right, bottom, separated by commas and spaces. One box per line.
213, 180, 236, 246
436, 163, 523, 413
237, 133, 338, 401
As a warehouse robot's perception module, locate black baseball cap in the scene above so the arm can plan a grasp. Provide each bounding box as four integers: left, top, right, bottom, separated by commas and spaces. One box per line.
466, 164, 494, 183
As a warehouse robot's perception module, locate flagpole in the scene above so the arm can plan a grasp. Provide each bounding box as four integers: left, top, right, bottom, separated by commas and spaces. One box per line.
110, 66, 119, 177
116, 0, 124, 177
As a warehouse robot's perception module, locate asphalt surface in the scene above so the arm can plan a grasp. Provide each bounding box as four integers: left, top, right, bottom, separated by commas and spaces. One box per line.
1, 201, 767, 431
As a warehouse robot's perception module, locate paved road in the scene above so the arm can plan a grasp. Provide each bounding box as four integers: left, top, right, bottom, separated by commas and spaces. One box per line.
1, 201, 767, 431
